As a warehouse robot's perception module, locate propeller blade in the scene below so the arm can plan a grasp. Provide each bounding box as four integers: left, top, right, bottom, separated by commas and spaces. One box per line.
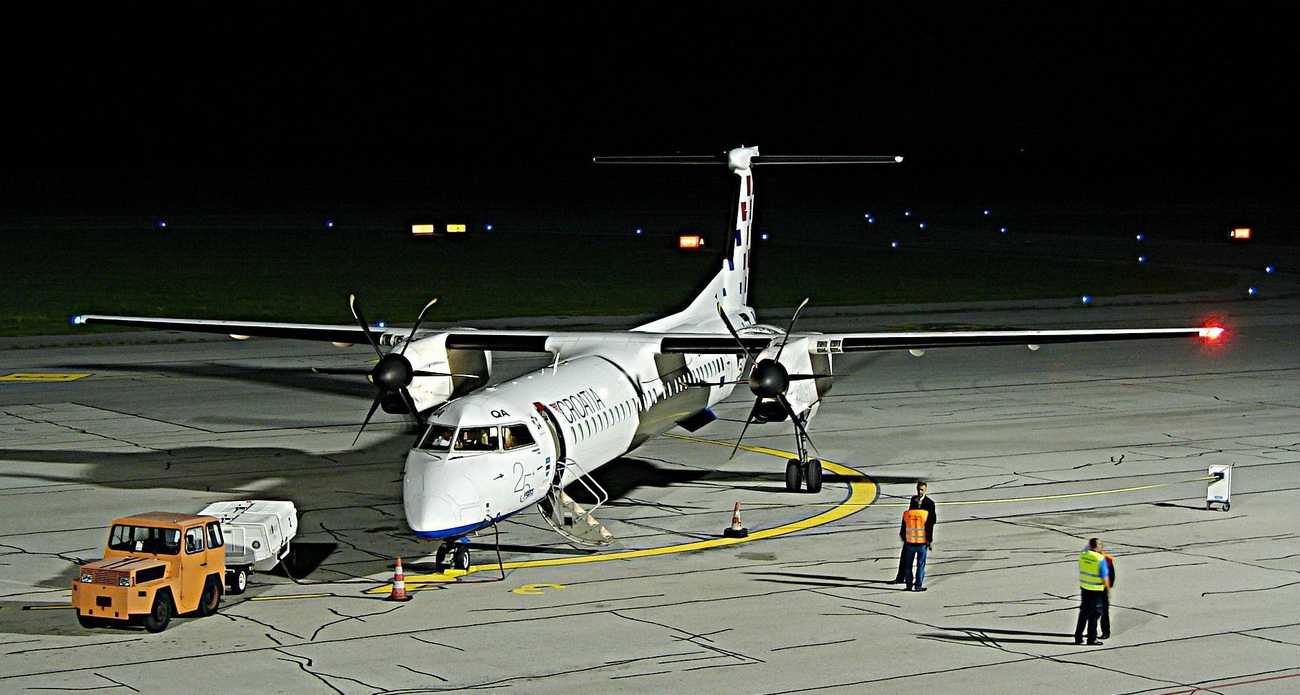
729, 400, 762, 460
348, 294, 384, 359
401, 298, 439, 356
353, 395, 385, 445
778, 394, 818, 456
786, 373, 833, 381
716, 303, 757, 379
412, 370, 481, 379
398, 387, 420, 420
774, 297, 809, 362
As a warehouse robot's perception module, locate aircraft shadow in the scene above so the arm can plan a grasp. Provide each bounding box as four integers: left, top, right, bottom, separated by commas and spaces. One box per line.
920, 626, 1082, 646
745, 570, 901, 588
563, 457, 714, 503
0, 437, 413, 494
62, 361, 377, 400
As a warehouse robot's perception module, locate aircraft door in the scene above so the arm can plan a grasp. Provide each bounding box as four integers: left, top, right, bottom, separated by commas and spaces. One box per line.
532, 402, 567, 486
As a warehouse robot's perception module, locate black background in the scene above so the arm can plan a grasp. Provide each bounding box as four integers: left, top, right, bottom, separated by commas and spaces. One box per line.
3, 3, 1293, 235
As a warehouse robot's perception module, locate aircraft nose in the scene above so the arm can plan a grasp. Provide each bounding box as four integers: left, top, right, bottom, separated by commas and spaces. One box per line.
403, 452, 483, 536
404, 492, 457, 536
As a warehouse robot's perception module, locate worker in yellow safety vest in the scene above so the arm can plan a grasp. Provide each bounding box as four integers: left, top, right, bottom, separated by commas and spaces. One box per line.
899, 498, 931, 591
1074, 538, 1112, 645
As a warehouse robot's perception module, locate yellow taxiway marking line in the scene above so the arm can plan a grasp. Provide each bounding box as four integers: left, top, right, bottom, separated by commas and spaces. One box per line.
24, 605, 74, 611
365, 437, 879, 592
0, 373, 91, 382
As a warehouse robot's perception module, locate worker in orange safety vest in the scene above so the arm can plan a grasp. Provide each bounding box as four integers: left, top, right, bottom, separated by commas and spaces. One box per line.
899, 498, 931, 591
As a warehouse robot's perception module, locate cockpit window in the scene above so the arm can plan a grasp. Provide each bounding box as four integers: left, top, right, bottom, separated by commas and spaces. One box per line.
502, 424, 535, 450
455, 426, 499, 451
417, 424, 456, 451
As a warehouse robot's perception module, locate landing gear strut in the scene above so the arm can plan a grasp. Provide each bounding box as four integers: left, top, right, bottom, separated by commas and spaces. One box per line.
434, 537, 471, 572
783, 412, 822, 493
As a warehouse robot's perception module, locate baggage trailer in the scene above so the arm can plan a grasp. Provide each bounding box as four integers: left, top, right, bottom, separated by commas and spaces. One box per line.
197, 500, 298, 594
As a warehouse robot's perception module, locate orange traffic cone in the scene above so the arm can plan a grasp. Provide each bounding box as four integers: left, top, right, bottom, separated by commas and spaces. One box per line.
723, 502, 748, 538
388, 556, 412, 601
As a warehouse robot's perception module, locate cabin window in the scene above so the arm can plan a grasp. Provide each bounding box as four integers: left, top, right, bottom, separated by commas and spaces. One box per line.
455, 426, 499, 451
109, 524, 180, 555
503, 424, 535, 450
417, 424, 456, 451
185, 527, 206, 554
206, 522, 224, 549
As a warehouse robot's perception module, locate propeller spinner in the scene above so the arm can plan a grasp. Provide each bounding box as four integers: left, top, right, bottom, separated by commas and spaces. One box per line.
314, 295, 473, 444
718, 299, 829, 460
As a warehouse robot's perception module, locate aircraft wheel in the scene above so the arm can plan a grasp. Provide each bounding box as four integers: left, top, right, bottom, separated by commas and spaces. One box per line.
141, 591, 173, 633
435, 543, 450, 572
452, 545, 471, 571
805, 459, 823, 493
198, 575, 223, 616
227, 567, 248, 595
785, 459, 802, 492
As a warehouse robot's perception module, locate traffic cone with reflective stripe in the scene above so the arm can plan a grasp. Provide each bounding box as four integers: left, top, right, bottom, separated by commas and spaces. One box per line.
388, 556, 411, 601
723, 502, 748, 538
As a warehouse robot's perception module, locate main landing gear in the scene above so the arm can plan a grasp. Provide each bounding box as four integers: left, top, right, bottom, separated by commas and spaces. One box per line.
784, 416, 822, 493
434, 537, 471, 572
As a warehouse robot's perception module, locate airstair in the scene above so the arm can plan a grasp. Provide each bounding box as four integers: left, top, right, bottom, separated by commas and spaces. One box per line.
538, 459, 614, 546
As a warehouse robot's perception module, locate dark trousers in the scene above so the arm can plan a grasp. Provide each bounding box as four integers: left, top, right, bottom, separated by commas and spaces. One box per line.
1075, 589, 1106, 642
901, 543, 928, 588
1100, 590, 1110, 636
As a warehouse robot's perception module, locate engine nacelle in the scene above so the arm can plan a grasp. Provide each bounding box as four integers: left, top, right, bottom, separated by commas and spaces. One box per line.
383, 332, 491, 412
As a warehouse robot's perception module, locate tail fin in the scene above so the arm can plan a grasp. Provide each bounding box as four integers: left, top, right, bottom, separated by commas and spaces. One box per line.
625, 146, 759, 333
601, 147, 901, 334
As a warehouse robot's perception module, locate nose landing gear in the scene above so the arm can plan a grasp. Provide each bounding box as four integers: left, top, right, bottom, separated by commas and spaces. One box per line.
434, 537, 471, 572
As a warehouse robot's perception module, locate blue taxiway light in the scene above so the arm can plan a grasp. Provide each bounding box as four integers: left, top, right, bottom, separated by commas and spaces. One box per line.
1080, 295, 1092, 305
1248, 287, 1258, 296
1265, 265, 1275, 273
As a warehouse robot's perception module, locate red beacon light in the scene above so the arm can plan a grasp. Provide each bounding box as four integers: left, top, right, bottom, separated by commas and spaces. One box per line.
1200, 326, 1225, 341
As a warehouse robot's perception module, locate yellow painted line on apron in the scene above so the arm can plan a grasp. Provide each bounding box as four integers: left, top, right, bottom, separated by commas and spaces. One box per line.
25, 605, 74, 611
367, 436, 879, 592
0, 373, 91, 382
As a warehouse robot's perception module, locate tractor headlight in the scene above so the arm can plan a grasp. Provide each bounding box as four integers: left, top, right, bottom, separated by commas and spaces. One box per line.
119, 576, 132, 587
80, 573, 93, 583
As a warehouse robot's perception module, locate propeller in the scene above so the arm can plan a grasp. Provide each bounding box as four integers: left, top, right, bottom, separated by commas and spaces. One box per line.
315, 295, 474, 444
718, 299, 830, 459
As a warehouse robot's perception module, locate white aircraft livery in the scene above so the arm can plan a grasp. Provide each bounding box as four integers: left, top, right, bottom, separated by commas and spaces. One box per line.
75, 145, 1224, 569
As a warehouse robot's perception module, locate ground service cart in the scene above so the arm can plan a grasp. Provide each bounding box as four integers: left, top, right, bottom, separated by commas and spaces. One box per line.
197, 500, 298, 594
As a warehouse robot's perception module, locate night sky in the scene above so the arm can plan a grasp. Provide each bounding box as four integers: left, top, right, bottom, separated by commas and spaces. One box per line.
3, 3, 1294, 235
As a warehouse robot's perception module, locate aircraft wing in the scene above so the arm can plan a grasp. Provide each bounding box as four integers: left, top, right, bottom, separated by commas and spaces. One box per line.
659, 326, 1222, 354
74, 315, 374, 344
799, 326, 1223, 353
74, 314, 1222, 355
72, 314, 555, 351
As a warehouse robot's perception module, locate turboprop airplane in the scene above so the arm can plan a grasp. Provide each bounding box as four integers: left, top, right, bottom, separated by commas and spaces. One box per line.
74, 145, 1225, 570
